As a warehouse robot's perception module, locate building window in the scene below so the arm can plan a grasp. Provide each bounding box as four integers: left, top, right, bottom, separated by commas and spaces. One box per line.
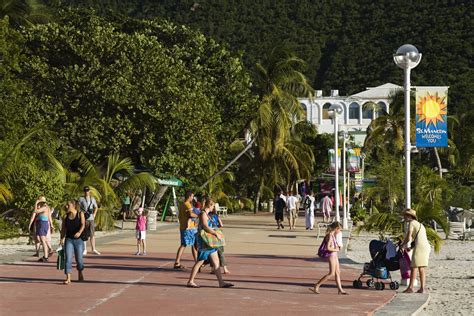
349, 103, 360, 119
362, 103, 374, 119
301, 103, 307, 120
322, 103, 332, 119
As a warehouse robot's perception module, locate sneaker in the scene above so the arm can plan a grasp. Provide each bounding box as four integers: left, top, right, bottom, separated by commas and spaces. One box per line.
280, 224, 284, 229
83, 250, 87, 256
135, 251, 141, 256
92, 250, 101, 255
142, 252, 147, 256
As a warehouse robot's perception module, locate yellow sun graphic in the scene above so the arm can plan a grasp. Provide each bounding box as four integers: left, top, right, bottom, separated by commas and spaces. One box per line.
416, 92, 447, 127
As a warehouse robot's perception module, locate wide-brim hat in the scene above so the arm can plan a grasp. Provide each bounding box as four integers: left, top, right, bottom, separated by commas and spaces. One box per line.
403, 208, 417, 220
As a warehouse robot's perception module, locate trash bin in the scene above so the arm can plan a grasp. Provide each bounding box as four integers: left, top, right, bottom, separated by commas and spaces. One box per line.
147, 208, 158, 231
268, 199, 273, 213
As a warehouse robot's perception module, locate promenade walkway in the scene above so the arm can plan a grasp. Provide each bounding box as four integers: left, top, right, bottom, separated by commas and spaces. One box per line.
0, 214, 395, 315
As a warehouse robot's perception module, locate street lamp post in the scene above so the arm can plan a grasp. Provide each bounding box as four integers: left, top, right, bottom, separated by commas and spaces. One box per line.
340, 130, 350, 229
329, 104, 344, 223
393, 44, 422, 210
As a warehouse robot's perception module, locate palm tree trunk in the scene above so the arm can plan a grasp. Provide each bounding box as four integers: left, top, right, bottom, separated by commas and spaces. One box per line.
148, 186, 169, 208
433, 147, 443, 178
254, 176, 264, 214
199, 137, 256, 189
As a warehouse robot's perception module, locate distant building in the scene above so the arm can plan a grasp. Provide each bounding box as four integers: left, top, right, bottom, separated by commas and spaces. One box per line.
299, 83, 401, 145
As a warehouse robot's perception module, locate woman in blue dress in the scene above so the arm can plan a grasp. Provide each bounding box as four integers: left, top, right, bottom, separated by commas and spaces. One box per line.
187, 199, 234, 288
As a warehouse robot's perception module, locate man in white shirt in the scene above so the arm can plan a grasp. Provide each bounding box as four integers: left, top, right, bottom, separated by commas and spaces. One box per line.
79, 186, 100, 255
286, 191, 298, 230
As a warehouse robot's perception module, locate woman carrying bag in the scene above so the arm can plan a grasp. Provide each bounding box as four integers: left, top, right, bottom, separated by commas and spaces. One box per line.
60, 199, 86, 285
401, 209, 431, 293
187, 199, 234, 288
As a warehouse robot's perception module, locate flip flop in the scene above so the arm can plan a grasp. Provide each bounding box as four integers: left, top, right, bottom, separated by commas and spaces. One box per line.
220, 283, 234, 288
308, 288, 320, 294
186, 283, 200, 288
174, 264, 185, 270
63, 280, 71, 285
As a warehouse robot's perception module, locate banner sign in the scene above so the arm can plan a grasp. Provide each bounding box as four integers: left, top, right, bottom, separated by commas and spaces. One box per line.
328, 149, 342, 172
347, 149, 360, 172
415, 87, 448, 147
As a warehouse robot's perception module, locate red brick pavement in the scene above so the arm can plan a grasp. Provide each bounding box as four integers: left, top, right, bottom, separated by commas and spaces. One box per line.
0, 252, 394, 315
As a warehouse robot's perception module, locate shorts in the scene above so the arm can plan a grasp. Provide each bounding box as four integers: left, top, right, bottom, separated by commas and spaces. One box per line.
287, 209, 297, 219
36, 221, 49, 236
180, 229, 197, 247
136, 230, 146, 240
86, 220, 95, 236
121, 204, 130, 213
274, 211, 284, 221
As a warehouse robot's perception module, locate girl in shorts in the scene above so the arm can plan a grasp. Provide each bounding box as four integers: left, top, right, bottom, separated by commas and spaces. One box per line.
135, 208, 147, 255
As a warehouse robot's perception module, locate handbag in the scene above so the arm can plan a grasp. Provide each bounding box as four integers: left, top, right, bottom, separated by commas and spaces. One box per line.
56, 247, 65, 270
410, 223, 422, 249
317, 236, 332, 258
200, 229, 225, 248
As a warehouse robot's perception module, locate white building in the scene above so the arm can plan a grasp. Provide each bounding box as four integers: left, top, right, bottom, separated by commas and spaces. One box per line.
299, 83, 402, 145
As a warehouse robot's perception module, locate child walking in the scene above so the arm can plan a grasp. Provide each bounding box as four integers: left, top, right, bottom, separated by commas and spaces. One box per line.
135, 208, 147, 255
310, 221, 348, 295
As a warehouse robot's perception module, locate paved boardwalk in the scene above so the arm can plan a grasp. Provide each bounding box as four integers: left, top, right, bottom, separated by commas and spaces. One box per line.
0, 214, 395, 315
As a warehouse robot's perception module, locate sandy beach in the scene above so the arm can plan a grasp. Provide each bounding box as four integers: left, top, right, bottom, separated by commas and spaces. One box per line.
346, 232, 474, 315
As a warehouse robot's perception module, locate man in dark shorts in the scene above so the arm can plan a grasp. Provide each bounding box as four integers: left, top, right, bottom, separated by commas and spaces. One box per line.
274, 191, 285, 229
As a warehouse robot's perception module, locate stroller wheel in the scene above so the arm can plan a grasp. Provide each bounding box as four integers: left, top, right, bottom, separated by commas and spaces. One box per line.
366, 279, 375, 288
353, 280, 362, 288
375, 282, 384, 290
380, 282, 385, 290
389, 282, 397, 290
394, 281, 400, 290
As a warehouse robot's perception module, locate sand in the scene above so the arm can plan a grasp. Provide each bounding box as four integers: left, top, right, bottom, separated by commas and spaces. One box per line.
346, 232, 474, 315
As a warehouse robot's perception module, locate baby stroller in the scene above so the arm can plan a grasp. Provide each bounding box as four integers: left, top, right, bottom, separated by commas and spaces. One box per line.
352, 240, 400, 291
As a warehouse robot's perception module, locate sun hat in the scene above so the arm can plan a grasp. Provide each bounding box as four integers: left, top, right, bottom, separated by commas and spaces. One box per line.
403, 208, 417, 220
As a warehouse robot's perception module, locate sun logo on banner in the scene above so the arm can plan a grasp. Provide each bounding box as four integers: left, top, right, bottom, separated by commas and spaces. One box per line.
416, 92, 447, 127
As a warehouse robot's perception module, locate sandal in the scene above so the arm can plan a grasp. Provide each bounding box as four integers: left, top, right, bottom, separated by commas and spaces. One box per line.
220, 283, 234, 288
308, 288, 320, 294
63, 280, 71, 285
186, 283, 200, 288
174, 264, 185, 270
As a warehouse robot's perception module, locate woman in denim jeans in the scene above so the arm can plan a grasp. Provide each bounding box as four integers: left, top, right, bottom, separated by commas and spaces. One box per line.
60, 200, 85, 284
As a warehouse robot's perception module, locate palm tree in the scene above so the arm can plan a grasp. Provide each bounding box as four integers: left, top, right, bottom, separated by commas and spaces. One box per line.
363, 91, 410, 156
0, 0, 52, 26
49, 152, 156, 230
200, 46, 314, 212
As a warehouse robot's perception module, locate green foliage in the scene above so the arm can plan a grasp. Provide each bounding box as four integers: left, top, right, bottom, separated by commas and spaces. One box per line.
8, 161, 64, 231
0, 217, 20, 239
17, 9, 255, 185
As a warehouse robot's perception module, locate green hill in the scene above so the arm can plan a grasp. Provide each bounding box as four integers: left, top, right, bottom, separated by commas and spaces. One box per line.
53, 0, 473, 113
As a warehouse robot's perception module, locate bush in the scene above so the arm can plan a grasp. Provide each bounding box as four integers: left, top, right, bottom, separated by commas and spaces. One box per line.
0, 217, 20, 239
8, 162, 65, 232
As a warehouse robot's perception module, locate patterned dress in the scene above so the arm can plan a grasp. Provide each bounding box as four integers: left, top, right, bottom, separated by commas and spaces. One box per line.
196, 217, 218, 261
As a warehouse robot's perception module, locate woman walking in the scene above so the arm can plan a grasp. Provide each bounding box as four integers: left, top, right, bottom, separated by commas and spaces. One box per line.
209, 208, 230, 274
310, 221, 348, 295
60, 200, 86, 285
32, 201, 54, 262
187, 199, 233, 288
401, 209, 431, 293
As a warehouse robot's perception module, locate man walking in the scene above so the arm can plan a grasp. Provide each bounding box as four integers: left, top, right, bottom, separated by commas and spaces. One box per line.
304, 191, 315, 230
286, 191, 298, 230
79, 186, 100, 255
321, 194, 333, 223
174, 190, 198, 269
273, 191, 285, 229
